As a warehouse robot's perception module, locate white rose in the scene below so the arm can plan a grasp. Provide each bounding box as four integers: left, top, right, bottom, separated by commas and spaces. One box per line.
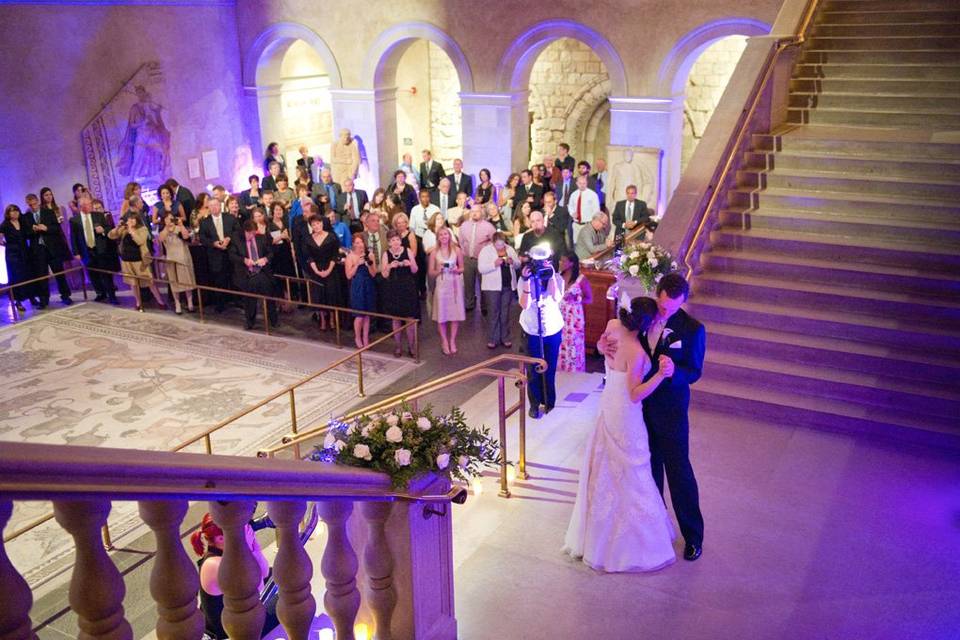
333, 440, 346, 452
386, 425, 404, 443
671, 261, 678, 270
649, 258, 659, 269
353, 444, 372, 460
458, 455, 470, 469
416, 417, 432, 431
401, 411, 413, 421
347, 422, 358, 436
630, 251, 640, 259
370, 413, 382, 422
386, 414, 400, 427
628, 264, 639, 277
646, 251, 656, 261
394, 448, 412, 467
361, 424, 372, 437
436, 453, 450, 470
324, 432, 337, 449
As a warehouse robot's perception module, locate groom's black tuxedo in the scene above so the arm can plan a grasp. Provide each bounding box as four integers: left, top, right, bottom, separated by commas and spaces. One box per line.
641, 307, 706, 548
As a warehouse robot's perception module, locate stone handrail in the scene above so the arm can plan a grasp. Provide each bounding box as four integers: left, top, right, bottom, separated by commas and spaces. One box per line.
0, 442, 460, 639
654, 0, 823, 274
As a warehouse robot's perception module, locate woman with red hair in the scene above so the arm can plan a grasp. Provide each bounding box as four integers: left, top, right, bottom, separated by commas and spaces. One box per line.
190, 513, 276, 639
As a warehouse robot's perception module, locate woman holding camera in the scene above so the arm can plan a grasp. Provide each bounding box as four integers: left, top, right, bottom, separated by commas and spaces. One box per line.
158, 212, 196, 315
519, 252, 564, 419
345, 234, 377, 348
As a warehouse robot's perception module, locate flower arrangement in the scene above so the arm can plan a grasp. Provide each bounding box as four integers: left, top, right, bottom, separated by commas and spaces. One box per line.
311, 406, 500, 489
615, 241, 678, 291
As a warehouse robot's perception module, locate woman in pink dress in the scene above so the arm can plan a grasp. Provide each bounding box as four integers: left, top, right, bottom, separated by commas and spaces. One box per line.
429, 226, 466, 355
558, 252, 593, 372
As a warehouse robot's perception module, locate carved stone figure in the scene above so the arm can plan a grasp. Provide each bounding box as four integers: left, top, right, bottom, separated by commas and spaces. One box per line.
330, 128, 360, 185
607, 148, 653, 206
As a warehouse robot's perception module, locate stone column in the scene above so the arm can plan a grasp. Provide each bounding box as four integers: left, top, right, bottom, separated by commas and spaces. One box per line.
330, 88, 394, 192
253, 84, 285, 165
608, 96, 684, 213
459, 92, 528, 186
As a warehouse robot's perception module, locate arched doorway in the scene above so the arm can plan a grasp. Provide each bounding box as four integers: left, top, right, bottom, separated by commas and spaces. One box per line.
363, 22, 473, 186
528, 38, 612, 168
496, 20, 628, 171
243, 23, 342, 189
681, 36, 748, 171
393, 41, 462, 176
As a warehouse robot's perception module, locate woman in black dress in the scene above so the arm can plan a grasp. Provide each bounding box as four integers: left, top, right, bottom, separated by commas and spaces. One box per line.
304, 216, 345, 331
267, 203, 297, 301
1, 204, 36, 311
476, 168, 494, 205
380, 228, 419, 357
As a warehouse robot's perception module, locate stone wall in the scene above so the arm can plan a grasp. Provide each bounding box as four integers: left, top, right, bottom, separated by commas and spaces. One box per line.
681, 36, 748, 171
427, 42, 462, 170
529, 38, 611, 166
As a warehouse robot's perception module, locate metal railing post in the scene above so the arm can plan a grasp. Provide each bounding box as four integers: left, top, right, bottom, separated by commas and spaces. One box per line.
413, 320, 420, 362
80, 264, 89, 301
101, 524, 113, 550
204, 434, 213, 455
497, 376, 510, 498
334, 308, 341, 346
8, 289, 19, 321
518, 381, 528, 480
263, 298, 270, 335
197, 286, 205, 322
356, 352, 365, 397
289, 389, 298, 435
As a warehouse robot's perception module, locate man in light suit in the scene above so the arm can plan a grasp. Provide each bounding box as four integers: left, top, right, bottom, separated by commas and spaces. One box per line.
419, 149, 445, 194
447, 158, 473, 197
199, 197, 238, 313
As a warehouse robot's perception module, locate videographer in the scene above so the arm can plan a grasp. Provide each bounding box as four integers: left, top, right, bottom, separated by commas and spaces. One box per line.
519, 244, 564, 419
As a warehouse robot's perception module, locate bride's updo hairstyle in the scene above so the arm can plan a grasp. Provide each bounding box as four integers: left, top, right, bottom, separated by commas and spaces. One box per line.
619, 297, 659, 337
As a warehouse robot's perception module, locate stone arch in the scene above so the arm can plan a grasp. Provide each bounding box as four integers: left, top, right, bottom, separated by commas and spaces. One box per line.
242, 21, 342, 89
361, 21, 474, 92
583, 101, 611, 164
656, 17, 770, 96
561, 77, 612, 162
496, 19, 628, 95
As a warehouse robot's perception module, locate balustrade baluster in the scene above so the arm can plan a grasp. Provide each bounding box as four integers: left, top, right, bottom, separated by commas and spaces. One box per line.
267, 501, 315, 640
209, 501, 265, 640
361, 501, 396, 640
52, 499, 132, 640
318, 500, 360, 640
0, 500, 33, 640
138, 500, 204, 640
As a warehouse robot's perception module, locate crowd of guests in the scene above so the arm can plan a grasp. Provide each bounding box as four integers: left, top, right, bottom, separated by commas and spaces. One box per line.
1, 141, 654, 383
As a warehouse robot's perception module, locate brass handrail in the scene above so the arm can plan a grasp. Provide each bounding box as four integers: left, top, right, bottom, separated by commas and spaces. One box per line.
259, 354, 547, 498
680, 0, 823, 279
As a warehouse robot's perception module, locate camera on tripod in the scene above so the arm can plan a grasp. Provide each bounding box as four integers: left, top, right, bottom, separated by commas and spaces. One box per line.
523, 243, 555, 285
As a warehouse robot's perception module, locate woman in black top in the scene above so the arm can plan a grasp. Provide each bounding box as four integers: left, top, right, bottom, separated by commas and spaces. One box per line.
475, 168, 494, 205
304, 216, 345, 330
267, 202, 297, 298
380, 228, 420, 357
1, 205, 37, 310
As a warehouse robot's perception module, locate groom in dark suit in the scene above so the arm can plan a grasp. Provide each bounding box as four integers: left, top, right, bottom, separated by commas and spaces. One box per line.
641, 273, 706, 560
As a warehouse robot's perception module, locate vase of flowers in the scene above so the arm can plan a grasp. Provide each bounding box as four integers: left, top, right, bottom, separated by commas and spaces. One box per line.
606, 241, 678, 311
311, 406, 500, 490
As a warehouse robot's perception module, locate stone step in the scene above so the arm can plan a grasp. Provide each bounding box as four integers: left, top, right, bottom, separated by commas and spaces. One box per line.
705, 350, 960, 419
789, 91, 960, 113
808, 36, 960, 50
787, 106, 960, 129
801, 49, 960, 64
687, 294, 960, 358
729, 187, 959, 224
718, 208, 960, 246
794, 62, 960, 80
752, 131, 960, 160
705, 321, 960, 388
690, 379, 960, 449
693, 272, 960, 330
823, 0, 960, 12
710, 225, 960, 272
819, 9, 960, 24
747, 168, 960, 201
702, 249, 960, 299
814, 22, 960, 37
791, 77, 960, 96
744, 149, 960, 180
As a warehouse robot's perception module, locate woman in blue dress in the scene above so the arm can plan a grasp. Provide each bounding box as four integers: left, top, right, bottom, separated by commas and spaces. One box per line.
344, 234, 377, 348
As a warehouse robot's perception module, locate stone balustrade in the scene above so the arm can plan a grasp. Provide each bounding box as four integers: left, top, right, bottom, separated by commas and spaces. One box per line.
0, 442, 458, 640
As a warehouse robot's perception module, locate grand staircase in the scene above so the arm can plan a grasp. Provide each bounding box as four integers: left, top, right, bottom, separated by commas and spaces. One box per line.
688, 0, 960, 445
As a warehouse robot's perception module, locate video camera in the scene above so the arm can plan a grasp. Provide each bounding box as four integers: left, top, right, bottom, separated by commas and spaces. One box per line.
522, 242, 555, 292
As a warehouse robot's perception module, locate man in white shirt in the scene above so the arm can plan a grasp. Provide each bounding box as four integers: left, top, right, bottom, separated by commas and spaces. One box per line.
567, 175, 600, 245
447, 158, 473, 197
410, 189, 439, 297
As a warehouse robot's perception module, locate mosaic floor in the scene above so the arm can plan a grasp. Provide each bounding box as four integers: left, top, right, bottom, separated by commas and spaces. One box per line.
0, 303, 418, 586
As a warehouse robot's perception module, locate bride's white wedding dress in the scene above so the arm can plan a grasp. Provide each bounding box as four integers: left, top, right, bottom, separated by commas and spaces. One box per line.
563, 368, 676, 572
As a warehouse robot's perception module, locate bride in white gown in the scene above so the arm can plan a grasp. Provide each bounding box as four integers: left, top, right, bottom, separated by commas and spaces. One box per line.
563, 297, 677, 572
